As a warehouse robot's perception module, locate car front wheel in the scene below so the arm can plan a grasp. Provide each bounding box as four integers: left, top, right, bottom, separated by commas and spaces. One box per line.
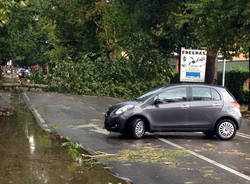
130, 118, 146, 139
216, 119, 236, 140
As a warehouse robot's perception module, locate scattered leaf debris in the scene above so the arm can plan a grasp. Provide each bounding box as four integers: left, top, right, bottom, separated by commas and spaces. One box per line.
81, 144, 190, 167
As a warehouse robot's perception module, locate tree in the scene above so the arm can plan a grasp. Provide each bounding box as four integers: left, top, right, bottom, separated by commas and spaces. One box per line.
43, 0, 100, 59
0, 0, 36, 65
182, 0, 250, 83
0, 0, 56, 66
91, 0, 192, 61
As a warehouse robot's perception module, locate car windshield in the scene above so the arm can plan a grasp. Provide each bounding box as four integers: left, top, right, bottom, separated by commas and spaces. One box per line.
136, 87, 165, 101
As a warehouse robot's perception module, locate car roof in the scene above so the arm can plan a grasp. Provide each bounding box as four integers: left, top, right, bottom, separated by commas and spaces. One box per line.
163, 83, 225, 89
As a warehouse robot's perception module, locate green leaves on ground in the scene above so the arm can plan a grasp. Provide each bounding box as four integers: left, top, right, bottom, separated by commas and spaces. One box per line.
32, 53, 173, 98
61, 141, 85, 163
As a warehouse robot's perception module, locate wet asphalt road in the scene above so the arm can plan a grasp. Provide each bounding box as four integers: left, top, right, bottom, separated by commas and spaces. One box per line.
0, 93, 125, 184
23, 92, 250, 184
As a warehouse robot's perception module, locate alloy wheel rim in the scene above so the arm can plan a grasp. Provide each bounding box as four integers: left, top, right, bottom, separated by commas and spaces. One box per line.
219, 122, 235, 139
135, 121, 145, 137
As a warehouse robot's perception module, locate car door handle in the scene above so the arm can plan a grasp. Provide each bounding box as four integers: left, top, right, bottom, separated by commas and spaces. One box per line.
182, 104, 190, 109
212, 103, 221, 106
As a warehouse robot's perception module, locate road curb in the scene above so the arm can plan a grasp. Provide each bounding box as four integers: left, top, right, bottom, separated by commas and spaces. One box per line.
21, 92, 52, 133
21, 92, 97, 155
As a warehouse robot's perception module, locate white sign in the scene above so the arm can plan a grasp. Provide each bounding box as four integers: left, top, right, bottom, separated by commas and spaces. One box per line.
180, 48, 207, 82
7, 60, 12, 66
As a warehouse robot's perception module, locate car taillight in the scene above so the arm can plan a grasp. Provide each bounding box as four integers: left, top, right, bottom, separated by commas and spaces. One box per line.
232, 101, 240, 110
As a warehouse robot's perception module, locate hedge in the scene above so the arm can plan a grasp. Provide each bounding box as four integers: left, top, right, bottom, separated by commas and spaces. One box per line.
217, 67, 249, 104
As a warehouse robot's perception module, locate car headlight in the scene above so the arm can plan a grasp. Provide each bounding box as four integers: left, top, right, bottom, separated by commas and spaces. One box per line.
115, 105, 134, 115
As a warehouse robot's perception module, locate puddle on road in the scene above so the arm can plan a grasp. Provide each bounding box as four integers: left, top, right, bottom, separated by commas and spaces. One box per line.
0, 94, 124, 184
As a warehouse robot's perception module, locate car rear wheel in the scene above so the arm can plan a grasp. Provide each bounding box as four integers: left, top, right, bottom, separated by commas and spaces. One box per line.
216, 119, 236, 140
203, 131, 215, 137
130, 118, 145, 139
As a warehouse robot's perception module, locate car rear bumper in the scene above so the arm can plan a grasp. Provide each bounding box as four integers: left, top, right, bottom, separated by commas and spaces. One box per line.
237, 116, 242, 129
233, 110, 242, 129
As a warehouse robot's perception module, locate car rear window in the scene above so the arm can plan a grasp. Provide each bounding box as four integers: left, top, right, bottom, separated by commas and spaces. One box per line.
211, 89, 221, 101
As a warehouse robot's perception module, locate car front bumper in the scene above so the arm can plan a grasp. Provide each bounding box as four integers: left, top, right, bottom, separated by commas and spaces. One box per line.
104, 114, 127, 133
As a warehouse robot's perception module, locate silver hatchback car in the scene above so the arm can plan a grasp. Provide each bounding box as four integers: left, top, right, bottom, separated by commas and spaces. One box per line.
104, 84, 242, 140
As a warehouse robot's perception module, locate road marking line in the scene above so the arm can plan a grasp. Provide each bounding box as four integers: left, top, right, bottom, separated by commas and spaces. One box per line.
90, 128, 110, 135
157, 137, 250, 181
237, 132, 250, 139
89, 106, 96, 111
69, 123, 110, 135
196, 132, 250, 139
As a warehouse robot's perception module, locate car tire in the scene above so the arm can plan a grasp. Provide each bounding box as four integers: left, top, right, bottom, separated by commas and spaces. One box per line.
203, 131, 215, 137
216, 119, 236, 140
130, 118, 146, 139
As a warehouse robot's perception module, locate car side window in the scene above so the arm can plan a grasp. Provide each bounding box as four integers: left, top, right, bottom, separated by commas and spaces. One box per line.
192, 87, 212, 101
211, 89, 221, 101
156, 87, 187, 103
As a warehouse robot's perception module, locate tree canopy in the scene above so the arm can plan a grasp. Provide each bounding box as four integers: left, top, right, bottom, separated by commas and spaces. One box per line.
0, 0, 249, 81
183, 0, 249, 57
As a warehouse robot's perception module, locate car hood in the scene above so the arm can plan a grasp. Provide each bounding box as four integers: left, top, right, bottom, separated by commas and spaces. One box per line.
107, 100, 141, 114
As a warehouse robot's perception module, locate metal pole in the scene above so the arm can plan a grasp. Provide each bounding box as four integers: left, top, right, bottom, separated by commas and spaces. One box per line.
222, 58, 226, 87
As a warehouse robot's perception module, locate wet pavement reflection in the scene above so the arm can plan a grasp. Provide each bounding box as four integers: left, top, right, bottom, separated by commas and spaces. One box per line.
0, 94, 124, 184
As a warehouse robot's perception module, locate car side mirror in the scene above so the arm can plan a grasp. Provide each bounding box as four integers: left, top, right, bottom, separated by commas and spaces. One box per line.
154, 99, 162, 105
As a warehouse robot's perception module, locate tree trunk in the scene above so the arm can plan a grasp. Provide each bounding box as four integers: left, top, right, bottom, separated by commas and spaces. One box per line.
205, 55, 217, 84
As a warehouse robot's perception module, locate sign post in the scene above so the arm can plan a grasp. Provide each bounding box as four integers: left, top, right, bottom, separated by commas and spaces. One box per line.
180, 48, 207, 83
222, 58, 226, 87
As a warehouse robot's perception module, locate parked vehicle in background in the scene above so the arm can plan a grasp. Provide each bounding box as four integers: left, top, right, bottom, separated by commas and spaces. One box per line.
17, 68, 31, 79
6, 69, 11, 75
16, 68, 24, 74
104, 84, 242, 140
